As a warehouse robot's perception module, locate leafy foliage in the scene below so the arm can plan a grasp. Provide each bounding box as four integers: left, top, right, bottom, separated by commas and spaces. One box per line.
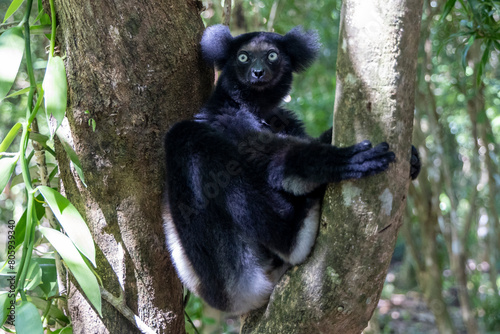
440, 0, 500, 85
0, 0, 101, 332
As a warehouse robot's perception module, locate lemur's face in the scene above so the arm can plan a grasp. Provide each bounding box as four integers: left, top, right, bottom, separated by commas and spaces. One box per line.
234, 38, 283, 90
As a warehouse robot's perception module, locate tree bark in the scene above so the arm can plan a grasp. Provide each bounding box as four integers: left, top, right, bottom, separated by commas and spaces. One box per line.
241, 1, 423, 333
54, 1, 212, 333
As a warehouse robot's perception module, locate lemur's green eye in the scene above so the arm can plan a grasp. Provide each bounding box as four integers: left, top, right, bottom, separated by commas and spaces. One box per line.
268, 52, 278, 62
238, 53, 249, 63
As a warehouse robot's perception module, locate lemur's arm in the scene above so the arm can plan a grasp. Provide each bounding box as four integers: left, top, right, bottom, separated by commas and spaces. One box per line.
237, 131, 395, 196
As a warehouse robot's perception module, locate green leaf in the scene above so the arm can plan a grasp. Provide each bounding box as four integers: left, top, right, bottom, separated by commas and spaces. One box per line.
461, 35, 476, 69
0, 122, 21, 153
29, 132, 49, 145
24, 261, 42, 290
39, 227, 101, 315
10, 164, 57, 188
3, 86, 30, 99
0, 292, 15, 327
15, 301, 44, 334
29, 132, 56, 157
0, 27, 25, 100
32, 258, 57, 298
440, 0, 457, 22
476, 40, 491, 86
48, 165, 59, 182
89, 118, 96, 132
494, 40, 500, 51
42, 56, 68, 131
0, 155, 19, 194
37, 186, 95, 266
30, 296, 70, 324
2, 0, 25, 23
3, 83, 42, 100
32, 7, 45, 24
56, 131, 86, 186
468, 0, 481, 22
11, 166, 36, 187
15, 194, 46, 250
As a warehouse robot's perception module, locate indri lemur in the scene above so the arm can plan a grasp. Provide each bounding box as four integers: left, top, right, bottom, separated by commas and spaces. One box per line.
164, 25, 420, 314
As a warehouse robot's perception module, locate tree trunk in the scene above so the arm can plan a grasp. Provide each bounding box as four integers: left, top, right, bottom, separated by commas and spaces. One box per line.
404, 185, 457, 334
402, 34, 457, 332
241, 1, 423, 333
54, 1, 212, 333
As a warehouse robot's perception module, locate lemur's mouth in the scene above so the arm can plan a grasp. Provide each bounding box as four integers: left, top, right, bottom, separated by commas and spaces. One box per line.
249, 77, 271, 86
248, 81, 271, 91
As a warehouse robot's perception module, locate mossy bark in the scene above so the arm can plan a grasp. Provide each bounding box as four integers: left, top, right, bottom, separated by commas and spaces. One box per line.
53, 1, 212, 333
241, 1, 423, 333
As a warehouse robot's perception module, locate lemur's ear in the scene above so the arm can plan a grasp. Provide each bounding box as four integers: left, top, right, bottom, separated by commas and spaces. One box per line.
201, 25, 233, 70
283, 26, 321, 72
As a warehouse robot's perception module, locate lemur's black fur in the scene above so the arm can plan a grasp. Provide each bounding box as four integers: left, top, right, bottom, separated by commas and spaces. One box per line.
163, 25, 419, 314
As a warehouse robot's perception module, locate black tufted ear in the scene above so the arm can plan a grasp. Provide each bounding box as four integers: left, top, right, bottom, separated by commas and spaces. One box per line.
200, 24, 233, 70
283, 26, 320, 72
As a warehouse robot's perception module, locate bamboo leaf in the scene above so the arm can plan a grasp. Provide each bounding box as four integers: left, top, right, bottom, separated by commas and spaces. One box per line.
42, 56, 68, 131
15, 301, 44, 334
461, 35, 475, 69
39, 227, 101, 315
0, 122, 21, 153
37, 186, 95, 266
2, 0, 25, 23
0, 155, 19, 194
494, 40, 500, 51
0, 27, 25, 100
440, 0, 457, 22
467, 0, 481, 23
476, 40, 491, 86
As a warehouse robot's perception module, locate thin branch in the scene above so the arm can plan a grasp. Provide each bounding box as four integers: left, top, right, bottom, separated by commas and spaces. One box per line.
267, 0, 279, 31
100, 287, 156, 334
222, 0, 231, 26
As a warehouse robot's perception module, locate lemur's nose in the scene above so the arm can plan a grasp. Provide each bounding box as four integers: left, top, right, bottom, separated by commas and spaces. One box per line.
252, 69, 264, 79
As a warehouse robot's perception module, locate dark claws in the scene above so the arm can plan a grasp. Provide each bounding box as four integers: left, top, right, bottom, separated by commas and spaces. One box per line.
374, 142, 389, 152
410, 145, 421, 180
359, 140, 372, 149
